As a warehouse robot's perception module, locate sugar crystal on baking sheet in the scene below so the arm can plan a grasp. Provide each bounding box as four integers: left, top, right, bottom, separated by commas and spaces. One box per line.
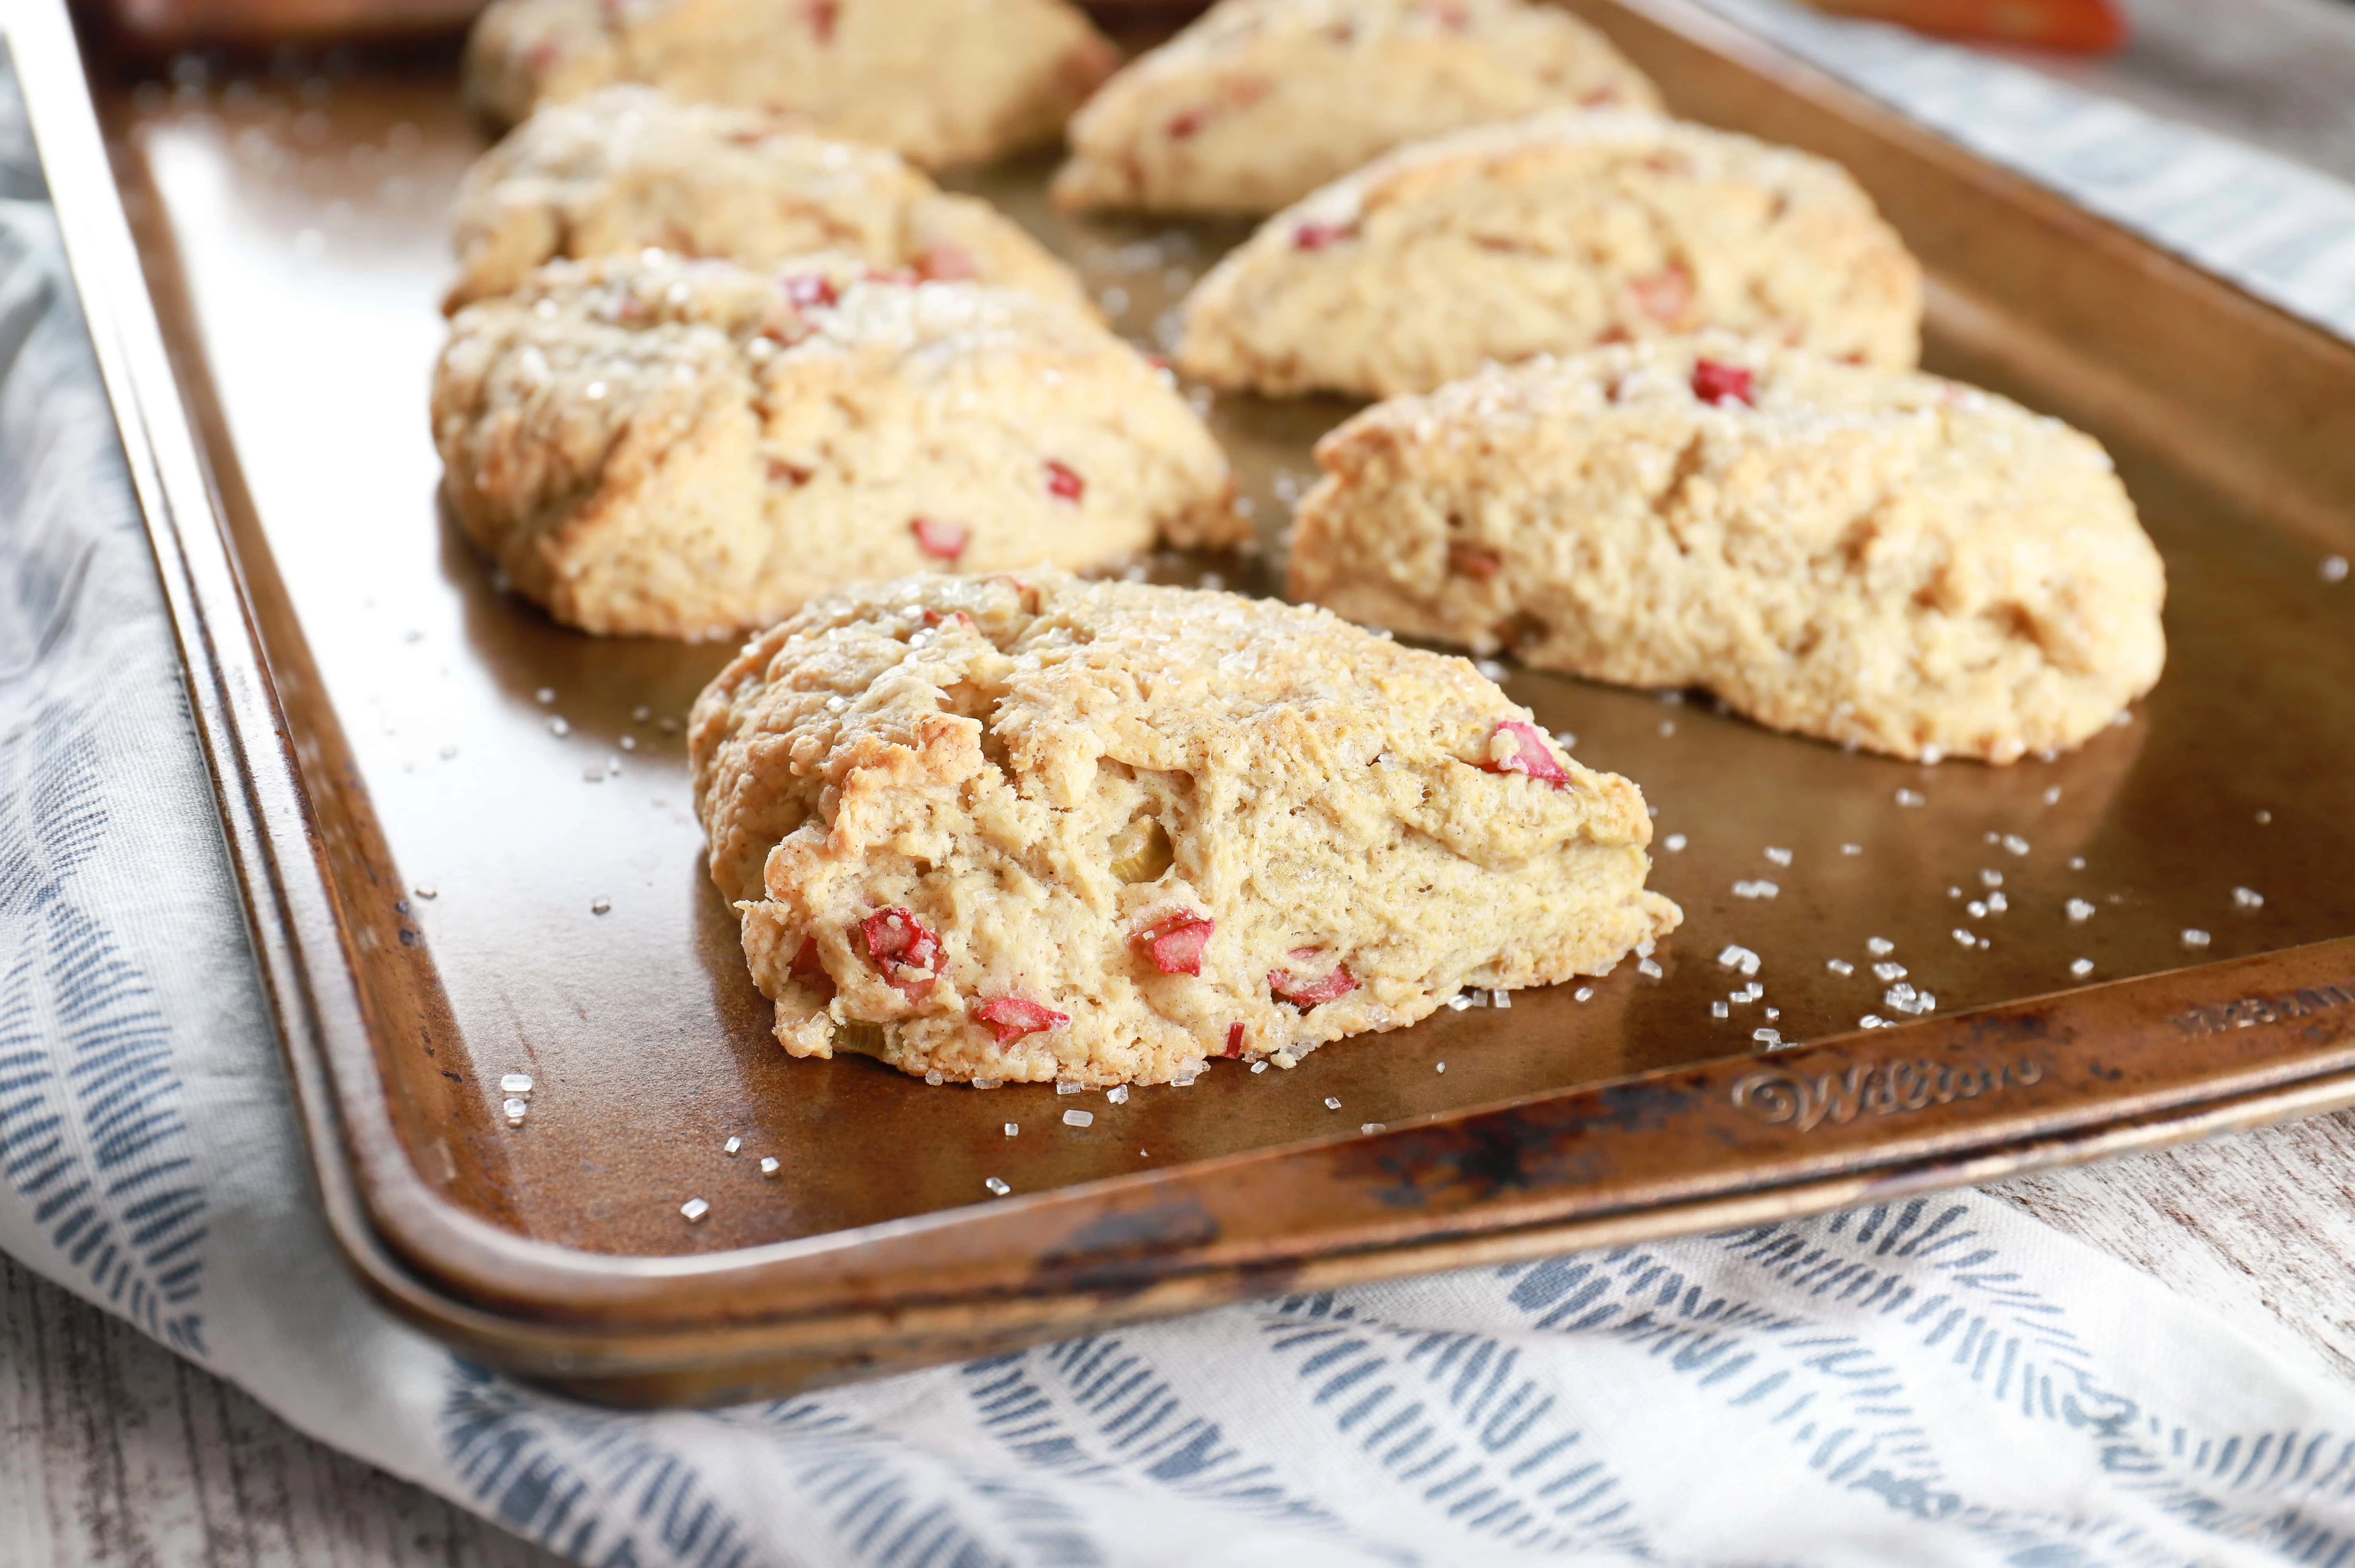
924, 1069, 943, 1085
1732, 880, 1778, 899
1003, 1123, 1018, 1137
1063, 1110, 1094, 1128
2233, 887, 2265, 910
1753, 1029, 1781, 1046
1493, 990, 1512, 1009
680, 1198, 709, 1223
1717, 944, 1761, 976
1764, 847, 1792, 867
1712, 1001, 1730, 1019
1360, 1123, 1385, 1134
971, 1077, 1001, 1089
1967, 900, 1988, 918
535, 688, 555, 705
1841, 843, 1862, 856
1867, 937, 1894, 957
1663, 833, 1687, 852
1981, 869, 2004, 887
1873, 962, 1906, 981
723, 1136, 741, 1156
1860, 1015, 1887, 1029
549, 717, 570, 736
1323, 1097, 1342, 1111
1953, 928, 1976, 946
1108, 1085, 1129, 1104
2325, 555, 2349, 582
502, 1098, 527, 1125
1638, 957, 1664, 978
1826, 959, 1853, 975
984, 1177, 1010, 1196
2066, 898, 2096, 922
1987, 892, 2008, 913
760, 1157, 779, 1176
1446, 993, 1472, 1011
500, 1073, 532, 1094
2183, 928, 2212, 948
1252, 1060, 1269, 1073
1055, 1079, 1082, 1094
2071, 958, 2095, 978
1895, 789, 1925, 807
2003, 835, 2031, 855
2044, 786, 2064, 805
1574, 986, 1594, 1002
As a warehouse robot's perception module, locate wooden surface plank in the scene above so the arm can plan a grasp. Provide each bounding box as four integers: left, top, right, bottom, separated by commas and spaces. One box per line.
4, 0, 2355, 1562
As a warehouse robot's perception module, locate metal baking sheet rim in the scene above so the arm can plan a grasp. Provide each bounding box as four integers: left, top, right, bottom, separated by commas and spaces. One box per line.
21, 0, 2355, 1398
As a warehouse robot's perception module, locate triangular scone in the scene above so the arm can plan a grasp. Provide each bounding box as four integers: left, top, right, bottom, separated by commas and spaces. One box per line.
691, 573, 1680, 1086
1051, 0, 1659, 216
432, 254, 1239, 638
1178, 111, 1921, 399
462, 0, 1116, 166
446, 86, 1096, 314
1291, 336, 2166, 763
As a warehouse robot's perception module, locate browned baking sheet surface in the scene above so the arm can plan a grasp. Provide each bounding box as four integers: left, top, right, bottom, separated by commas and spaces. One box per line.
89, 29, 2355, 1281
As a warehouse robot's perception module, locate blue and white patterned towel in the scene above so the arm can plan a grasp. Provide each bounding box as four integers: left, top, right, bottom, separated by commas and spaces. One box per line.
12, 7, 2355, 1563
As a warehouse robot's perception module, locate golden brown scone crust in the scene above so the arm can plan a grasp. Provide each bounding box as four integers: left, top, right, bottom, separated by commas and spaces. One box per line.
446, 86, 1096, 314
1178, 110, 1922, 399
1290, 335, 2166, 763
1051, 0, 1659, 216
432, 253, 1239, 638
690, 572, 1680, 1085
461, 0, 1117, 167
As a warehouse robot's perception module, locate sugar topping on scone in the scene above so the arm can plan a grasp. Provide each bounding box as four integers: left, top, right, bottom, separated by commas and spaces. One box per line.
690, 572, 1680, 1086
1290, 335, 2166, 763
432, 253, 1239, 638
1052, 0, 1660, 216
462, 0, 1117, 167
446, 86, 1096, 313
1178, 110, 1922, 399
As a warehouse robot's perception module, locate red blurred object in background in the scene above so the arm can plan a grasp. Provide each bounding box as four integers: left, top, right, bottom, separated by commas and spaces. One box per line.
1801, 0, 2127, 52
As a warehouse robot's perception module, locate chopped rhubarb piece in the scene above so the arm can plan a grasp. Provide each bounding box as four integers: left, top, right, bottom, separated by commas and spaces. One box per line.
974, 995, 1069, 1044
1143, 352, 1173, 372
801, 0, 837, 40
1480, 720, 1571, 787
1292, 221, 1356, 252
1166, 107, 1210, 139
789, 935, 836, 998
1134, 911, 1214, 976
860, 906, 942, 996
1630, 263, 1693, 324
1413, 0, 1470, 28
1691, 359, 1755, 407
785, 273, 839, 310
1447, 542, 1501, 580
1579, 85, 1623, 107
1044, 460, 1084, 502
918, 607, 976, 630
910, 517, 968, 561
915, 244, 978, 282
1224, 1022, 1246, 1058
765, 457, 813, 486
1270, 955, 1358, 1009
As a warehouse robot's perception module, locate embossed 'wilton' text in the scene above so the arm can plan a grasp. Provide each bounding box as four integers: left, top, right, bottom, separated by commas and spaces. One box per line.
1730, 1058, 2045, 1134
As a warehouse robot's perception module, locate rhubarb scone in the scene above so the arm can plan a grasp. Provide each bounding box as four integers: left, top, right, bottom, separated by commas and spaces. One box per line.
445, 87, 1095, 313
431, 253, 1238, 637
1290, 336, 2166, 764
1177, 111, 1921, 399
690, 572, 1681, 1086
461, 0, 1117, 166
1051, 0, 1659, 216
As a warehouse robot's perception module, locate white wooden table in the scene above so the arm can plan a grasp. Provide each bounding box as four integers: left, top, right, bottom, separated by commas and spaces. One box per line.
7, 0, 2355, 1560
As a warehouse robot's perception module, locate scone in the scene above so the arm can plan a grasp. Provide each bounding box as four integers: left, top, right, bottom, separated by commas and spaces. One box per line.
1177, 111, 1921, 399
1051, 0, 1659, 216
432, 253, 1239, 637
445, 86, 1096, 314
691, 572, 1681, 1086
461, 0, 1117, 166
1290, 335, 2166, 763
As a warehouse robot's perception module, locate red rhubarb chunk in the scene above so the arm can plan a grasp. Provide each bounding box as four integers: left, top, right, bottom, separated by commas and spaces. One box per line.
1630, 263, 1693, 324
915, 244, 978, 282
974, 995, 1069, 1044
789, 935, 837, 998
911, 517, 968, 561
1134, 911, 1215, 976
1223, 1022, 1246, 1058
1269, 956, 1358, 1009
1166, 107, 1210, 139
1691, 359, 1755, 407
1414, 0, 1470, 28
1292, 221, 1356, 252
1447, 542, 1501, 581
801, 0, 837, 40
1479, 720, 1571, 787
860, 906, 942, 996
1044, 460, 1085, 502
785, 273, 839, 309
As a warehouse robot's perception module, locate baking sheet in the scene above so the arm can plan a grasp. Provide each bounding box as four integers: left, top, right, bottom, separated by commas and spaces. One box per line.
90, 42, 2355, 1274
